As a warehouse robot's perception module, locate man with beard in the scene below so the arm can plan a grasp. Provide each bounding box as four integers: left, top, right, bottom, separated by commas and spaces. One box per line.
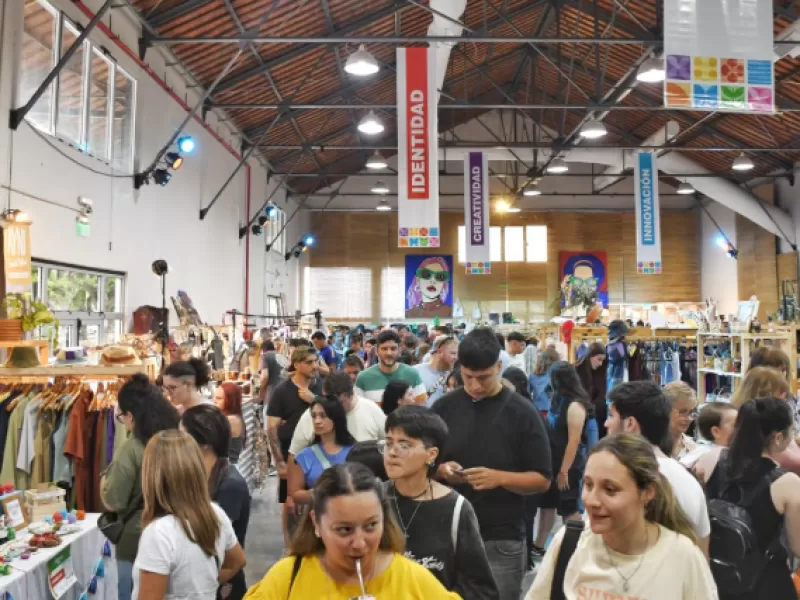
355, 329, 427, 405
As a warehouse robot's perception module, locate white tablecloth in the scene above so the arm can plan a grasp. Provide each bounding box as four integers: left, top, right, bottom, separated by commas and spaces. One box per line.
0, 514, 118, 600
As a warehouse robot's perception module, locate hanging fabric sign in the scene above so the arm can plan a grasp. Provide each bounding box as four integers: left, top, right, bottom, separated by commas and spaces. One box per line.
634, 152, 662, 275
397, 47, 439, 248
3, 221, 31, 293
663, 0, 774, 113
463, 152, 491, 274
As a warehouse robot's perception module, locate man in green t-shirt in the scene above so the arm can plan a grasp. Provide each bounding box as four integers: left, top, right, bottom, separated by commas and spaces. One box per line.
355, 329, 427, 405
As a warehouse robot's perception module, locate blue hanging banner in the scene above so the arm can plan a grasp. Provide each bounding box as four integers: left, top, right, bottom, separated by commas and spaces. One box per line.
634, 152, 662, 275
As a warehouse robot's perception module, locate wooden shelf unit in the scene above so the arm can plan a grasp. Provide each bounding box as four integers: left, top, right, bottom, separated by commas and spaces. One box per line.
696, 331, 793, 403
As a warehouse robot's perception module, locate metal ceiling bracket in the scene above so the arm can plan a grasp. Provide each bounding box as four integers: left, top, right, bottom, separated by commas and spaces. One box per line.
10, 0, 115, 131
138, 30, 152, 62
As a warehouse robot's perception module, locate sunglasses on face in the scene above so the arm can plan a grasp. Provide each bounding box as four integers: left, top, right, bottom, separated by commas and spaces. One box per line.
569, 276, 599, 291
416, 268, 450, 282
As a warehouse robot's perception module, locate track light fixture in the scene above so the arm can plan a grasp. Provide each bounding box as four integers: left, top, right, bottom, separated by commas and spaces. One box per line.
284, 236, 316, 261
177, 136, 196, 154
152, 169, 172, 186
265, 203, 277, 218
166, 152, 184, 170
257, 215, 269, 227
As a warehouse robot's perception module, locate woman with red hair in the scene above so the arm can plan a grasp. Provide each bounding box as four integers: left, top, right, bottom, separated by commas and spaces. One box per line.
214, 383, 247, 464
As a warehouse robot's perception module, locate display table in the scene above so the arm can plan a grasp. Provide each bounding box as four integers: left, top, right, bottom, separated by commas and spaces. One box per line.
0, 514, 117, 600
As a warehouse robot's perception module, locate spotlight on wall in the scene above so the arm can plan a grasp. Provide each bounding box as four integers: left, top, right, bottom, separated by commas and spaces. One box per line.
166, 152, 184, 170
177, 136, 196, 154
265, 203, 277, 219
152, 169, 172, 186
257, 215, 269, 227
715, 235, 728, 249
251, 224, 263, 236
727, 245, 739, 259
303, 235, 316, 246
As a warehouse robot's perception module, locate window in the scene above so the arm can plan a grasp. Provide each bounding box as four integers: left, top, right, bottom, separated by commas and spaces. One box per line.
266, 208, 287, 256
526, 225, 548, 262
380, 267, 406, 321
31, 261, 125, 347
504, 227, 524, 262
19, 0, 137, 170
457, 226, 502, 263
303, 267, 372, 320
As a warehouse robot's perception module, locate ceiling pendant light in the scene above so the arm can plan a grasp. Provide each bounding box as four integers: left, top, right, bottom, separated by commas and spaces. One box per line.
677, 181, 695, 195
371, 180, 389, 194
358, 111, 384, 135
375, 198, 391, 211
506, 202, 521, 213
546, 157, 569, 174
365, 151, 388, 170
636, 57, 665, 83
344, 44, 379, 76
732, 153, 754, 172
523, 184, 542, 197
579, 120, 608, 139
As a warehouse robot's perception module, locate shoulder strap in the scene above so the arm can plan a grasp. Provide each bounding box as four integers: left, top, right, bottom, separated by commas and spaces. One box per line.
428, 372, 449, 397
451, 494, 465, 551
310, 445, 332, 470
288, 555, 302, 595
551, 520, 584, 600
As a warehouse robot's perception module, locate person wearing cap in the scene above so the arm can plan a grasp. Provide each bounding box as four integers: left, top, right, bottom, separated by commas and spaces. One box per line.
605, 319, 629, 395
415, 335, 459, 407
266, 346, 323, 546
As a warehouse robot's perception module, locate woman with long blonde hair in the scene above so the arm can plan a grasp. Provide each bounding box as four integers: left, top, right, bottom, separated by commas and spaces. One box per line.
133, 430, 246, 600
526, 434, 717, 599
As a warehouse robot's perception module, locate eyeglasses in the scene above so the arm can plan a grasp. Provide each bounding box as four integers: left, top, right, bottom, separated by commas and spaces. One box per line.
416, 268, 450, 283
674, 408, 698, 419
377, 439, 423, 457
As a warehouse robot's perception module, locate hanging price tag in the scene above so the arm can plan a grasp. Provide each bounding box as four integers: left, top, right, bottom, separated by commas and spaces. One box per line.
48, 547, 77, 599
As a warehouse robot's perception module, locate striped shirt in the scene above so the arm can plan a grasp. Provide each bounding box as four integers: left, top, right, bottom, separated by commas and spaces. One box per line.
355, 364, 426, 404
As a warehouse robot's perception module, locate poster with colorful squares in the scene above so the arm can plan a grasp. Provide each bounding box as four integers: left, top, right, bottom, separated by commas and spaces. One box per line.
663, 0, 773, 114
466, 262, 490, 275
398, 227, 440, 248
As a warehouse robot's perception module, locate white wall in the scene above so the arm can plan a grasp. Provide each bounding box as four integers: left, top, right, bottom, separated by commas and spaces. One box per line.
776, 169, 800, 271
0, 0, 304, 328
699, 202, 739, 315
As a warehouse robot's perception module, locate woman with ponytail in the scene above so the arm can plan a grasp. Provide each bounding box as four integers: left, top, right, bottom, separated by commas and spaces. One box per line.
181, 405, 251, 600
526, 434, 716, 599
706, 397, 800, 600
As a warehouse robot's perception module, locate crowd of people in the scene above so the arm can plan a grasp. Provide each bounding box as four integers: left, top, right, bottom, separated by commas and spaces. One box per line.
97, 322, 800, 600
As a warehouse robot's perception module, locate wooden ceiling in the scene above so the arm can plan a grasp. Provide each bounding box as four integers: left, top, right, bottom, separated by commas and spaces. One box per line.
127, 0, 800, 193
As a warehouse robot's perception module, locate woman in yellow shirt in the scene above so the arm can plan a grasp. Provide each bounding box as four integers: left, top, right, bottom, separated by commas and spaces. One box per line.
244, 462, 461, 599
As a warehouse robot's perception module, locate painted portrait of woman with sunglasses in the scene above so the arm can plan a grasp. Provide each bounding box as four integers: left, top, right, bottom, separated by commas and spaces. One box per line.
405, 255, 453, 318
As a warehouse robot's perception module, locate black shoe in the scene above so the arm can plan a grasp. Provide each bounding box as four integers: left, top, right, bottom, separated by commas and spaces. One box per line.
529, 545, 546, 566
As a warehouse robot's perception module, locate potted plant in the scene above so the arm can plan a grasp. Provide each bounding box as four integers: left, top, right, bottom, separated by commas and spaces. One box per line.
1, 293, 59, 342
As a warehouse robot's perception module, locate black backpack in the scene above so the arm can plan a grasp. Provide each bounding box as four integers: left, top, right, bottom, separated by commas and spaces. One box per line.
707, 466, 785, 596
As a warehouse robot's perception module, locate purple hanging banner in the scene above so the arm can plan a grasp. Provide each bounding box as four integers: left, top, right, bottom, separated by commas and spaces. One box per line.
463, 152, 491, 274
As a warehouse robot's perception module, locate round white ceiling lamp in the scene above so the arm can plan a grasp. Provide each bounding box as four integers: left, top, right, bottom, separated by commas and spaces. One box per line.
358, 111, 384, 135
375, 198, 391, 211
546, 157, 569, 174
344, 45, 379, 76
523, 184, 542, 197
371, 180, 390, 194
579, 119, 608, 139
636, 57, 665, 83
732, 153, 754, 172
365, 151, 388, 170
677, 181, 695, 195
505, 203, 521, 213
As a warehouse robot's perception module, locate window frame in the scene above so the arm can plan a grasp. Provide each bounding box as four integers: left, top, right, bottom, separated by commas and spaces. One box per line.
31, 260, 126, 347
266, 208, 287, 256
21, 0, 137, 171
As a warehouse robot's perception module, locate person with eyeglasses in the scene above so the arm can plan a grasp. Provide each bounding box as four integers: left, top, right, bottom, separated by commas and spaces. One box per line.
162, 358, 212, 414
100, 374, 180, 600
406, 258, 453, 319
663, 382, 701, 466
383, 406, 499, 600
605, 381, 711, 557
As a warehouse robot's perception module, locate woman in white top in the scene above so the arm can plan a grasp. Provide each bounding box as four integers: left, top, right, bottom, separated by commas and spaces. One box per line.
526, 433, 717, 600
133, 430, 246, 600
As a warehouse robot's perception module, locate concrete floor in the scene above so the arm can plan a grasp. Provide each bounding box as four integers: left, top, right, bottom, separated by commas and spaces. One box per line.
242, 476, 538, 597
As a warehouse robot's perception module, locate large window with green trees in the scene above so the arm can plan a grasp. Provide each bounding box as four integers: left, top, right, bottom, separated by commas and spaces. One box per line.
31, 261, 125, 348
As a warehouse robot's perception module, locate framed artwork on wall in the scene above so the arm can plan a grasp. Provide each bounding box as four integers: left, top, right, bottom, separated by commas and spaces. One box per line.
405, 255, 453, 318
559, 251, 609, 308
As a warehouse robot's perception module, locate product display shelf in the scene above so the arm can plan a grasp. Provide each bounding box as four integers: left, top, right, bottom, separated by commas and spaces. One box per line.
0, 365, 147, 377
0, 340, 50, 365
568, 326, 675, 363
696, 331, 793, 404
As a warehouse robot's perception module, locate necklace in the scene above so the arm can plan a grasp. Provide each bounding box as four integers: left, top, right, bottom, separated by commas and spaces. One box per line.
603, 527, 649, 593
391, 481, 431, 539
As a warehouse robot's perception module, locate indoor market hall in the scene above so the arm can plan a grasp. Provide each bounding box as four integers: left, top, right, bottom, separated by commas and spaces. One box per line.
0, 0, 798, 598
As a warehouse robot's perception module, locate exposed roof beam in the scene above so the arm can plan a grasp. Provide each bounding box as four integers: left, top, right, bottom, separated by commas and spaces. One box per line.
147, 0, 213, 28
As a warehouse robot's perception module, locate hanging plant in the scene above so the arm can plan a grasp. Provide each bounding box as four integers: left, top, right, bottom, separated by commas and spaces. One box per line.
1, 293, 59, 341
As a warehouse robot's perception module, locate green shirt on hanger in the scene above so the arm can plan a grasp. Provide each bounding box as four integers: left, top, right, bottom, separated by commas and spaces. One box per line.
0, 393, 33, 489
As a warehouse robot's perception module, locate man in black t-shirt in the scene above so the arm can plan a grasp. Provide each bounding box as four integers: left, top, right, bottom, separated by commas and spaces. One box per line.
433, 328, 551, 600
266, 346, 323, 545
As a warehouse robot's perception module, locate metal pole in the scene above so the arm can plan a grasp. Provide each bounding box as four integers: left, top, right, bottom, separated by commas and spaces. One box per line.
138, 48, 243, 187
148, 35, 666, 45
210, 143, 800, 152
10, 0, 115, 130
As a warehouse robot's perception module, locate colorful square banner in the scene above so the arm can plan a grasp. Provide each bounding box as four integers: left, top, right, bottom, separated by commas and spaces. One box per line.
634, 152, 662, 276
462, 152, 491, 275
664, 0, 774, 114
